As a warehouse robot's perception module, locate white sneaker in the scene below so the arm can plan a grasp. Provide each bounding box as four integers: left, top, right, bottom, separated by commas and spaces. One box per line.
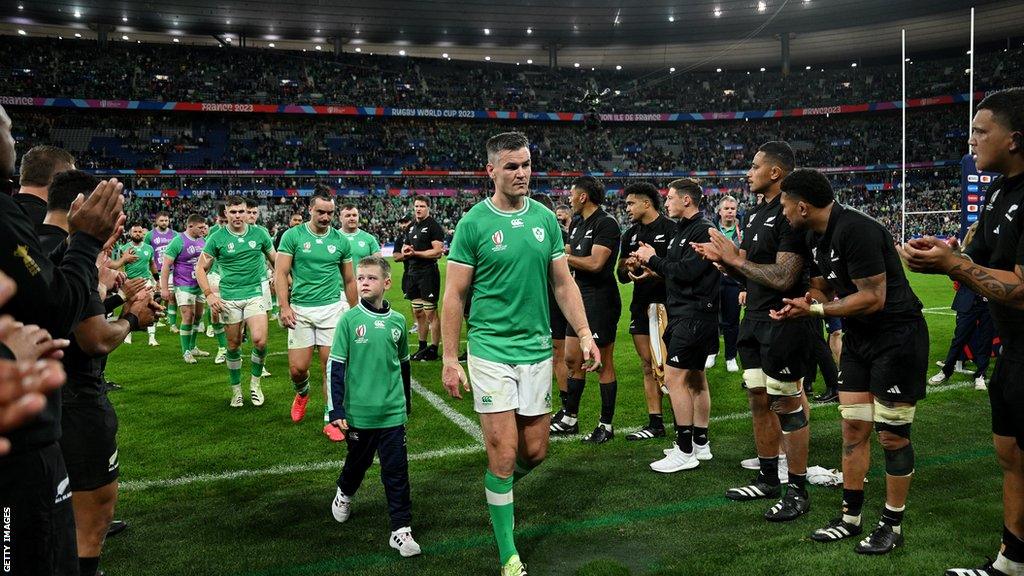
215, 347, 227, 364
389, 527, 422, 557
726, 358, 739, 372
205, 325, 215, 338
124, 334, 132, 344
974, 376, 987, 390
183, 351, 197, 364
195, 322, 205, 333
230, 385, 243, 408
250, 381, 265, 406
928, 370, 950, 385
705, 354, 716, 370
650, 446, 699, 473
191, 347, 210, 357
693, 442, 714, 461
331, 488, 351, 523
148, 337, 159, 346
740, 454, 787, 470
261, 367, 271, 378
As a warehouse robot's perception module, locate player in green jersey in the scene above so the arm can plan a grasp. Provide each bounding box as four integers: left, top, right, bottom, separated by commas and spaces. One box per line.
441, 132, 599, 576
338, 203, 382, 278
246, 198, 278, 324
327, 255, 420, 557
276, 192, 357, 441
196, 196, 277, 408
159, 214, 210, 365
117, 224, 160, 346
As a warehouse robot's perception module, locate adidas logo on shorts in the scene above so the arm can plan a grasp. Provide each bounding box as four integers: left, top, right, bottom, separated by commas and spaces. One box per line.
670, 356, 679, 363
887, 385, 901, 395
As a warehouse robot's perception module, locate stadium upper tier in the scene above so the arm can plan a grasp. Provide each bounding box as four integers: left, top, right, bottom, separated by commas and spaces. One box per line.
12, 107, 968, 172
2, 37, 1021, 114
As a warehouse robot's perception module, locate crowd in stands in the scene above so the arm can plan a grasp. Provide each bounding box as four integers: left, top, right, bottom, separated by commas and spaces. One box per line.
3, 36, 1022, 113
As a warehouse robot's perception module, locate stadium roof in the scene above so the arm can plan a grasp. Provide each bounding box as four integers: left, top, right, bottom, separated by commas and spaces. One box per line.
5, 0, 1024, 68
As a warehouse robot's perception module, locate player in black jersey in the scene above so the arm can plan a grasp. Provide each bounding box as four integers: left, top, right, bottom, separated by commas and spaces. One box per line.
696, 142, 814, 521
617, 182, 676, 441
776, 169, 928, 555
395, 196, 445, 360
900, 88, 1024, 576
551, 176, 622, 443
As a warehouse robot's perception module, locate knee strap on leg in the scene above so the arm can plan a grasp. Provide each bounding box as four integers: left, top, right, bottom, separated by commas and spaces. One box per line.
777, 406, 808, 433
839, 403, 873, 422
873, 400, 916, 427
882, 441, 915, 476
766, 376, 802, 397
743, 368, 767, 390
421, 301, 437, 311
410, 300, 425, 311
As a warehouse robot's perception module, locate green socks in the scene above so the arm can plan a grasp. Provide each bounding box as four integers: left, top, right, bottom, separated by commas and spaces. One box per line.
484, 470, 517, 564
250, 347, 266, 379
167, 302, 177, 326
179, 323, 193, 355
213, 323, 227, 348
294, 376, 310, 396
226, 348, 242, 385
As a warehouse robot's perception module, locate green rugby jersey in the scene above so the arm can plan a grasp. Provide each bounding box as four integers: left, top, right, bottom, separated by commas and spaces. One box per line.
278, 223, 353, 307
202, 224, 274, 300
447, 197, 565, 364
117, 241, 154, 280
340, 229, 381, 276
328, 301, 410, 429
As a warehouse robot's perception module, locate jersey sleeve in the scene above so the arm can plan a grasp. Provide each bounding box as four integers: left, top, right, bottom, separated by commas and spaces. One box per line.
329, 314, 350, 362
777, 217, 806, 255
963, 212, 992, 266
369, 235, 381, 254
277, 227, 296, 256
843, 221, 887, 280
163, 235, 183, 262
143, 230, 152, 246
202, 233, 219, 257
548, 212, 566, 260
448, 218, 477, 267
429, 220, 445, 243
339, 234, 353, 263
619, 226, 632, 260
261, 228, 274, 255
594, 217, 621, 251
396, 314, 410, 362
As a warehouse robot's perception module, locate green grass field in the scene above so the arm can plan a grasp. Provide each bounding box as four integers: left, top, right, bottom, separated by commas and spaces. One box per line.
101, 263, 1001, 576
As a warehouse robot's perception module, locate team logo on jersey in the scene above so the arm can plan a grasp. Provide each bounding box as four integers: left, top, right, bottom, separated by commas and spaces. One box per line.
227, 243, 236, 252
328, 245, 337, 254
358, 241, 366, 248
248, 240, 257, 248
55, 476, 71, 504
374, 320, 386, 329
511, 218, 524, 228
391, 328, 402, 342
109, 449, 119, 472
355, 324, 368, 343
491, 230, 507, 252
533, 227, 545, 242
303, 242, 311, 251
1006, 204, 1019, 222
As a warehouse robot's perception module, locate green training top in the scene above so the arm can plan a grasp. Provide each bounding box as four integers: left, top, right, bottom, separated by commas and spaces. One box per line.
277, 223, 353, 307
117, 241, 154, 280
202, 224, 274, 300
340, 228, 381, 276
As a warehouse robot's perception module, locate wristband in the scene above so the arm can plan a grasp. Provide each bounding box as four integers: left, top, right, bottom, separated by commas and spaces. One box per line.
122, 312, 141, 332
809, 303, 825, 317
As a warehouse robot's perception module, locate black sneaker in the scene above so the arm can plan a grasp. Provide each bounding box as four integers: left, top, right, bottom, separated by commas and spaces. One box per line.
582, 425, 614, 444
106, 519, 129, 537
549, 416, 579, 435
764, 487, 810, 522
104, 380, 122, 391
945, 560, 1010, 576
626, 425, 666, 441
410, 348, 426, 361
725, 477, 781, 501
814, 389, 839, 403
811, 517, 864, 542
854, 523, 903, 555
419, 347, 439, 361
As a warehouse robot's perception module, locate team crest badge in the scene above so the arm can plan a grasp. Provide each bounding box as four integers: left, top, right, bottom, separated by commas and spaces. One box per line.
533, 227, 545, 242
328, 245, 337, 254
391, 328, 401, 342
303, 242, 311, 250
248, 240, 257, 248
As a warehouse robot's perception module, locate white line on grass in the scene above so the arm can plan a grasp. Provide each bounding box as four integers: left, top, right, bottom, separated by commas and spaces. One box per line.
120, 380, 974, 492
410, 378, 484, 444
922, 307, 957, 316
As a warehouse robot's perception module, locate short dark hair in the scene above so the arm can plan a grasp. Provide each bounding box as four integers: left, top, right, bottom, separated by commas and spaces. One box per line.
310, 191, 334, 206
531, 193, 554, 210
781, 169, 834, 208
225, 195, 246, 208
186, 213, 205, 225
572, 176, 605, 206
313, 182, 333, 197
758, 141, 796, 174
623, 181, 661, 210
19, 145, 75, 187
340, 203, 358, 211
413, 195, 430, 206
486, 132, 530, 163
667, 178, 704, 206
555, 204, 570, 212
244, 197, 258, 208
156, 211, 170, 219
359, 255, 391, 278
977, 87, 1024, 145
47, 170, 99, 212
216, 202, 227, 217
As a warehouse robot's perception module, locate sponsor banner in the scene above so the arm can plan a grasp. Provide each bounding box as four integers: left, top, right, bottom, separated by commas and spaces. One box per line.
960, 154, 1001, 239
0, 91, 988, 123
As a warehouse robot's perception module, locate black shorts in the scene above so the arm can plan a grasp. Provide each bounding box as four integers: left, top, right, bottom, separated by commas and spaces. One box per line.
989, 344, 1024, 450
826, 317, 844, 334
566, 287, 621, 347
60, 393, 119, 491
663, 317, 719, 370
628, 300, 663, 336
737, 318, 815, 382
0, 442, 78, 575
839, 317, 929, 403
550, 297, 567, 341
404, 268, 440, 304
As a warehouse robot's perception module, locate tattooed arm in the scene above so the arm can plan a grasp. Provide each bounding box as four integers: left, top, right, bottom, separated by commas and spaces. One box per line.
734, 251, 805, 293
772, 273, 884, 320
945, 256, 1024, 309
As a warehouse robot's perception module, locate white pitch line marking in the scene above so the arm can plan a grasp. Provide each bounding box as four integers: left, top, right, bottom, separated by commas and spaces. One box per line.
119, 381, 974, 492
410, 378, 484, 444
